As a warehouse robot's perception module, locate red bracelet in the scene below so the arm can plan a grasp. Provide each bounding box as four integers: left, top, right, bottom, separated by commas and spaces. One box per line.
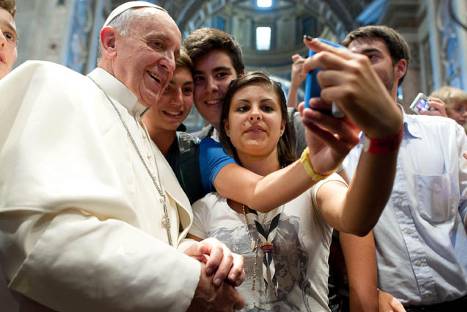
363, 127, 403, 154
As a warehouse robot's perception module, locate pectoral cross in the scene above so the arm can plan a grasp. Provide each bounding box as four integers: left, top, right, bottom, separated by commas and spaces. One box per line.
160, 196, 173, 246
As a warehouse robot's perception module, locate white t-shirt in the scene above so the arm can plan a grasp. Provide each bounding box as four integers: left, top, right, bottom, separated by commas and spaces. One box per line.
191, 174, 345, 311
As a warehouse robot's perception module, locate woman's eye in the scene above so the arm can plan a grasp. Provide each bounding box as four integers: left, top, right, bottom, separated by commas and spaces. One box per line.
236, 105, 249, 112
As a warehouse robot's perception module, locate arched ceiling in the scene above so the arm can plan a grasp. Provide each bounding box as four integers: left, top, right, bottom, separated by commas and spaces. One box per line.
110, 0, 374, 77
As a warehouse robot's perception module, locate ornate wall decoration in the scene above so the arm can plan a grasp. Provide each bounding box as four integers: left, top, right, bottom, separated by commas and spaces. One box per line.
436, 0, 463, 88
65, 0, 98, 73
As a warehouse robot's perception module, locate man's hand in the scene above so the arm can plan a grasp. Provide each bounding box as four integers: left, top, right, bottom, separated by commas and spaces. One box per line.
378, 289, 406, 312
184, 238, 245, 287
302, 37, 403, 140
187, 264, 245, 312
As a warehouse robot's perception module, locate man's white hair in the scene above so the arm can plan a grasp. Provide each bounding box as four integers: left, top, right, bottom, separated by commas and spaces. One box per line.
107, 8, 160, 36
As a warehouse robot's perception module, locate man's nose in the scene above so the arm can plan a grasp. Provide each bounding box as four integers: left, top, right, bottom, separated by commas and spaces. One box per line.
172, 89, 183, 107
159, 50, 176, 73
207, 76, 219, 92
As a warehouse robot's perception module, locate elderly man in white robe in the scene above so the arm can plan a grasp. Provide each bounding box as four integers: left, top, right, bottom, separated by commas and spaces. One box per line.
0, 2, 244, 311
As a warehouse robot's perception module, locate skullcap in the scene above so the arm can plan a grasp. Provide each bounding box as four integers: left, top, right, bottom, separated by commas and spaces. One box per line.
103, 1, 166, 27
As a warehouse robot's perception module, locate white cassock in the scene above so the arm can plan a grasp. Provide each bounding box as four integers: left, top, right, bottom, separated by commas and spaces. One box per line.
0, 61, 200, 311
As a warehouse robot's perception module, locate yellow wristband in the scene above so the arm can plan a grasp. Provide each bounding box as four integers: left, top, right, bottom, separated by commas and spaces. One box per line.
300, 147, 333, 182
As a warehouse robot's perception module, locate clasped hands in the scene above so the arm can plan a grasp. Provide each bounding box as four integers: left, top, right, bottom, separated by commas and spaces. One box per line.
185, 237, 245, 287
185, 238, 245, 311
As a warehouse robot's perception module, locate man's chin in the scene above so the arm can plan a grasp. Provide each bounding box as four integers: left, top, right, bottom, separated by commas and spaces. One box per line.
140, 93, 161, 108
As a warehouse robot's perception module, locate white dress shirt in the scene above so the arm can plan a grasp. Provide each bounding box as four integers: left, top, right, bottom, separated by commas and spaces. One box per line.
0, 61, 200, 311
343, 112, 467, 305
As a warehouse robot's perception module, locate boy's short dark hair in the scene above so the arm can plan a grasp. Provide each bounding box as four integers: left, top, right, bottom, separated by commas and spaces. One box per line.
0, 0, 16, 17
184, 28, 245, 76
176, 48, 193, 73
342, 25, 410, 84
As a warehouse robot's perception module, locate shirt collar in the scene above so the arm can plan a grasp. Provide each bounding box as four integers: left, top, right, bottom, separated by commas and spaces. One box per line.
87, 68, 147, 117
358, 104, 421, 142
401, 106, 422, 139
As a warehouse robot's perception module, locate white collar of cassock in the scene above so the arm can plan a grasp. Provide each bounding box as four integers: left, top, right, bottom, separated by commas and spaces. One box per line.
87, 68, 147, 117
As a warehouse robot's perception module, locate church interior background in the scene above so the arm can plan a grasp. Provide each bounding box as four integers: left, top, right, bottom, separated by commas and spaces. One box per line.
13, 0, 467, 131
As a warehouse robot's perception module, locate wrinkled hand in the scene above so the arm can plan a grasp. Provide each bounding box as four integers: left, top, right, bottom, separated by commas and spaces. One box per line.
378, 289, 406, 312
187, 264, 245, 312
420, 97, 447, 117
302, 37, 402, 140
184, 237, 245, 287
291, 54, 306, 88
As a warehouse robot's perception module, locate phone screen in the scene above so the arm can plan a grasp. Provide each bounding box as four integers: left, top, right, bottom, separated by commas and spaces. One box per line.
410, 93, 430, 114
416, 98, 430, 111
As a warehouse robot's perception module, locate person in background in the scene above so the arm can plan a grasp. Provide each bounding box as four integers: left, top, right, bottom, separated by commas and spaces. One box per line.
342, 25, 467, 311
430, 86, 467, 130
285, 53, 308, 155
287, 53, 306, 109
0, 0, 17, 79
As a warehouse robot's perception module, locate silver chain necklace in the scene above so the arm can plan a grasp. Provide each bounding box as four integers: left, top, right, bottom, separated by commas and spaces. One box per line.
88, 76, 173, 246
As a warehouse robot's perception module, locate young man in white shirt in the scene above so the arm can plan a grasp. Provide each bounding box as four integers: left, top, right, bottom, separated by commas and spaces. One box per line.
342, 25, 467, 311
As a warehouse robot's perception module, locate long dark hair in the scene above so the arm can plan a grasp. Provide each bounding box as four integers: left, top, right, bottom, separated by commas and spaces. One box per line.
219, 71, 296, 167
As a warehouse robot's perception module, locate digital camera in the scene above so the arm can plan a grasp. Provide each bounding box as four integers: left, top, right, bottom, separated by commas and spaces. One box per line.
410, 93, 430, 114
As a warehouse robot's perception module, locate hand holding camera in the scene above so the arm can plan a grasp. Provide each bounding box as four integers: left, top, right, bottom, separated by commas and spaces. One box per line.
410, 93, 447, 117
410, 93, 430, 114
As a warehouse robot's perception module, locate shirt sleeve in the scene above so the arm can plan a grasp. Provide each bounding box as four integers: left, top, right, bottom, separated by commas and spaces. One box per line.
199, 138, 236, 193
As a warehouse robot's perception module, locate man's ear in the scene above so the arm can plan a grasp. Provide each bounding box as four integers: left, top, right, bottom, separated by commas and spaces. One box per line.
100, 26, 117, 57
394, 58, 407, 82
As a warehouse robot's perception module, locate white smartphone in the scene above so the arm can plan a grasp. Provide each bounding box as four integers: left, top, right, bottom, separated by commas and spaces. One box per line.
410, 93, 430, 114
